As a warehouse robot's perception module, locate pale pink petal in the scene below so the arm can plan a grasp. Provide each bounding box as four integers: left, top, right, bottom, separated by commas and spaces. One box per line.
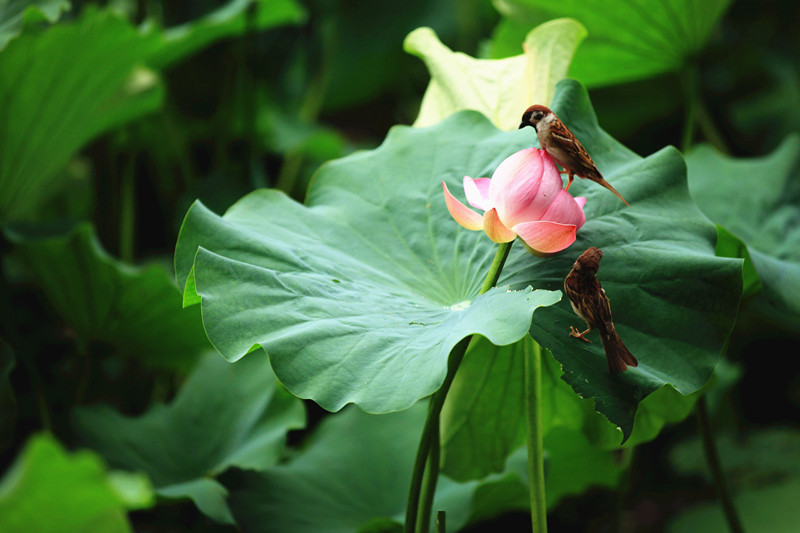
574, 196, 587, 210
463, 177, 492, 210
483, 208, 516, 243
489, 148, 563, 228
512, 220, 577, 254
443, 182, 484, 231
541, 190, 587, 229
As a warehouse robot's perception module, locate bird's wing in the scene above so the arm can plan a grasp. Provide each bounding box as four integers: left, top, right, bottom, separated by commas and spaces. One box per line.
550, 120, 602, 180
594, 284, 616, 335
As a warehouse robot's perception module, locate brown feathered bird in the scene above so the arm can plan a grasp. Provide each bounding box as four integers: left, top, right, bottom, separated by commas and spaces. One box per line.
519, 105, 630, 206
563, 247, 638, 374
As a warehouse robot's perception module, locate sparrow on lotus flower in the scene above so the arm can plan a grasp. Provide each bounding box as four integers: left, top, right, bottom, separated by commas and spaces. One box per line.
520, 105, 630, 206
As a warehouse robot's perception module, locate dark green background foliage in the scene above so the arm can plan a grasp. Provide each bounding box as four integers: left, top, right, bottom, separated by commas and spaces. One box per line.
1, 0, 799, 532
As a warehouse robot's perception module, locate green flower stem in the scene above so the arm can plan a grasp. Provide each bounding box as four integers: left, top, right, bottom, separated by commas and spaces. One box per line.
524, 337, 547, 533
480, 240, 513, 294
696, 397, 745, 533
404, 240, 514, 533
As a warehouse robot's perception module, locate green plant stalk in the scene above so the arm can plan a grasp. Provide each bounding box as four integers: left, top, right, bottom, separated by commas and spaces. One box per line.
694, 96, 729, 155
680, 65, 729, 154
119, 159, 135, 263
435, 511, 446, 533
524, 337, 547, 533
404, 336, 468, 533
275, 20, 335, 194
680, 78, 697, 153
404, 240, 513, 533
696, 397, 745, 533
0, 259, 52, 432
612, 447, 635, 533
418, 413, 441, 533
240, 1, 259, 187
72, 342, 92, 406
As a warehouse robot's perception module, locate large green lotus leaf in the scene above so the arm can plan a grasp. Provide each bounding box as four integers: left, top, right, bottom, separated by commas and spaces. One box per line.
0, 7, 162, 222
543, 425, 626, 507
174, 111, 562, 414
221, 403, 530, 532
714, 225, 761, 302
686, 136, 800, 319
404, 20, 586, 130
6, 223, 210, 371
498, 80, 743, 440
145, 0, 306, 69
491, 0, 731, 87
440, 336, 528, 481
442, 336, 612, 482
441, 338, 708, 482
73, 350, 305, 524
0, 434, 152, 533
443, 424, 624, 514
440, 338, 589, 482
441, 335, 690, 485
0, 0, 69, 50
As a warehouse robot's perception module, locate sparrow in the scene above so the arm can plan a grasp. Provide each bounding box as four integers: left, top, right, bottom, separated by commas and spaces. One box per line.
519, 105, 630, 206
563, 247, 638, 375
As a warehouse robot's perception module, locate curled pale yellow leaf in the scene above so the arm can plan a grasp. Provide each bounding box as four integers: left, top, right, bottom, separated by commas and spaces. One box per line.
404, 19, 586, 130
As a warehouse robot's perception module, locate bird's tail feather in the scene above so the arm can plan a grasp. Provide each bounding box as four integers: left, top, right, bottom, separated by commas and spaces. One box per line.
596, 178, 630, 207
600, 329, 638, 374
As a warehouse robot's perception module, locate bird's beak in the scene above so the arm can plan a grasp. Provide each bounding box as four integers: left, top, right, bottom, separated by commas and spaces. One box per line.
518, 121, 527, 130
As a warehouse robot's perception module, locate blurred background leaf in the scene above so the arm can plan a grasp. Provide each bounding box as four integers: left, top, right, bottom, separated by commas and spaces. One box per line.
222, 403, 532, 532
668, 428, 800, 533
686, 135, 800, 326
405, 19, 585, 129
73, 351, 305, 524
0, 433, 153, 533
5, 223, 210, 372
144, 0, 306, 70
0, 0, 70, 49
0, 7, 162, 222
490, 0, 732, 88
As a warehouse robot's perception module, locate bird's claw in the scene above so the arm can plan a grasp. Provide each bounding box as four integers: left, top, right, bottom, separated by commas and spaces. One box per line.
569, 326, 592, 343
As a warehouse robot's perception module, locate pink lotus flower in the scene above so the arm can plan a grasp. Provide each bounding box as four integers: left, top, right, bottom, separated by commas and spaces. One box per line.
443, 148, 587, 254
